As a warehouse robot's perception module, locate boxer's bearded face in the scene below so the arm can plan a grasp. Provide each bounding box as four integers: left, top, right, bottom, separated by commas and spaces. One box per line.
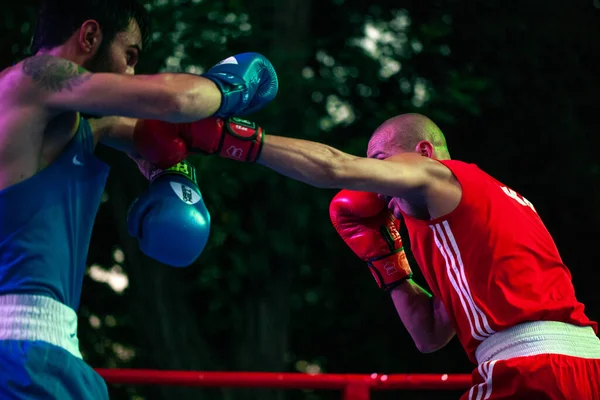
85, 42, 117, 73
83, 19, 142, 76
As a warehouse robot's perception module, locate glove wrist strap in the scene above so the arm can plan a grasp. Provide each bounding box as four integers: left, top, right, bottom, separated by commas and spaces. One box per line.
149, 159, 197, 185
383, 275, 413, 292
367, 249, 413, 291
218, 117, 264, 162
203, 75, 244, 117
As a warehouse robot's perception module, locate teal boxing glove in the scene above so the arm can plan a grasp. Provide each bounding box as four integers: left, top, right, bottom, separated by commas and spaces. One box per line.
203, 52, 278, 117
127, 160, 210, 267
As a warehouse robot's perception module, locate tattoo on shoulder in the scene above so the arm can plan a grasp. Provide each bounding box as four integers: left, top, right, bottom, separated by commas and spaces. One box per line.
21, 55, 92, 93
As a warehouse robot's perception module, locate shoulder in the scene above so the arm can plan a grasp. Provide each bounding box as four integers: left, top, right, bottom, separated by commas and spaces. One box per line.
1, 56, 91, 116
381, 154, 462, 218
392, 154, 462, 194
385, 153, 456, 183
0, 63, 30, 103
0, 62, 49, 120
18, 55, 89, 93
7, 56, 89, 100
0, 57, 57, 104
19, 55, 85, 75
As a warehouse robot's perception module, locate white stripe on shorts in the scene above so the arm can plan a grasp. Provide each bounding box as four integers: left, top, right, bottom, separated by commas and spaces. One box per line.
469, 360, 497, 400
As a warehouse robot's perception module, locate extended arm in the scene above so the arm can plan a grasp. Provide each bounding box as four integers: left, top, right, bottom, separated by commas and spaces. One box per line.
130, 116, 438, 198
34, 52, 277, 159
257, 135, 432, 197
19, 55, 221, 122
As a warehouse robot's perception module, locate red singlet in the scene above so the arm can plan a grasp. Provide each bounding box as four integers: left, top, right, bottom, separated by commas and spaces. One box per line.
401, 160, 597, 363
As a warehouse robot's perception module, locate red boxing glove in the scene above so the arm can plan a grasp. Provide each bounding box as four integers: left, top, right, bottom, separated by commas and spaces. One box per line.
329, 190, 412, 291
133, 117, 264, 169
180, 117, 264, 162
133, 119, 188, 169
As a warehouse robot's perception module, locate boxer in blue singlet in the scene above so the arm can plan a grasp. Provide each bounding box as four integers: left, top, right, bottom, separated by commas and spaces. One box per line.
0, 116, 111, 398
0, 1, 278, 398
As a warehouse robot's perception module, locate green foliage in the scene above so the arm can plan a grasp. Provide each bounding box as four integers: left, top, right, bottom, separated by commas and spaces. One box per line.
3, 1, 599, 399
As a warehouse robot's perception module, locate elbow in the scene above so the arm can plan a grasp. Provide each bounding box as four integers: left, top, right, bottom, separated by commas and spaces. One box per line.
413, 330, 454, 353
415, 341, 445, 354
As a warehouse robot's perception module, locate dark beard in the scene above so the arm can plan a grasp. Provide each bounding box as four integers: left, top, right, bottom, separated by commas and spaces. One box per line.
80, 43, 115, 119
83, 42, 114, 73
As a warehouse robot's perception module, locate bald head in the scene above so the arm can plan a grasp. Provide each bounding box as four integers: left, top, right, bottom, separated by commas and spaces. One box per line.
367, 113, 450, 160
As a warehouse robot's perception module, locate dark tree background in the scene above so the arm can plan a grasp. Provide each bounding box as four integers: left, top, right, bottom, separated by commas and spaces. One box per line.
2, 1, 600, 399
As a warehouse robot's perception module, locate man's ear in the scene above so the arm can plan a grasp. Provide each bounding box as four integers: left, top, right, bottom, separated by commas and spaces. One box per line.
78, 20, 103, 55
415, 140, 434, 158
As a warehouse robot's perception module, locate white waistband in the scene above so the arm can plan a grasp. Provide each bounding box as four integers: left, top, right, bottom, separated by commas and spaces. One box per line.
475, 321, 600, 364
0, 294, 81, 359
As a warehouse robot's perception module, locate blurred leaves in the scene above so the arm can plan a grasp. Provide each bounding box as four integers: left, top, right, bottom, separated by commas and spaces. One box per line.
3, 1, 600, 399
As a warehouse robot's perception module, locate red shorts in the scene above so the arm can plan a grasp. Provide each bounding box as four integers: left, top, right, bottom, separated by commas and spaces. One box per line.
460, 354, 600, 400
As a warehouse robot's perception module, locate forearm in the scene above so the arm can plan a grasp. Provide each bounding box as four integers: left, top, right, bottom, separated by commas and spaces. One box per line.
90, 116, 137, 153
390, 279, 455, 353
258, 135, 355, 188
142, 73, 222, 122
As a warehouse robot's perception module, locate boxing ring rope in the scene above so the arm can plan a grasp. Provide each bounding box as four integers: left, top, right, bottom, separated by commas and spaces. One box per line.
96, 369, 472, 400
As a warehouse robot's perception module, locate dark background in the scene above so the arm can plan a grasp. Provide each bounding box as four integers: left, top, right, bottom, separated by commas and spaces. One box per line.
2, 1, 600, 399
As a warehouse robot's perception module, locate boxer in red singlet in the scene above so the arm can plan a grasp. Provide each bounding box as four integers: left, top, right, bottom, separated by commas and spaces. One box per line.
332, 115, 600, 399
149, 113, 600, 399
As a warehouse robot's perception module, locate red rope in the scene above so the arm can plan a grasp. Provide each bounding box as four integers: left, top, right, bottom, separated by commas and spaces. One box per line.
95, 369, 472, 390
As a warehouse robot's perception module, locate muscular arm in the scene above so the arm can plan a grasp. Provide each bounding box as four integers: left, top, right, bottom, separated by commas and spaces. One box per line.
390, 279, 455, 353
19, 55, 221, 122
258, 135, 434, 198
88, 116, 137, 151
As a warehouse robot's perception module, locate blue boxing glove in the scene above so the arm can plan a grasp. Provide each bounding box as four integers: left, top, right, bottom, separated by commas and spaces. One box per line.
203, 52, 278, 117
127, 160, 210, 267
